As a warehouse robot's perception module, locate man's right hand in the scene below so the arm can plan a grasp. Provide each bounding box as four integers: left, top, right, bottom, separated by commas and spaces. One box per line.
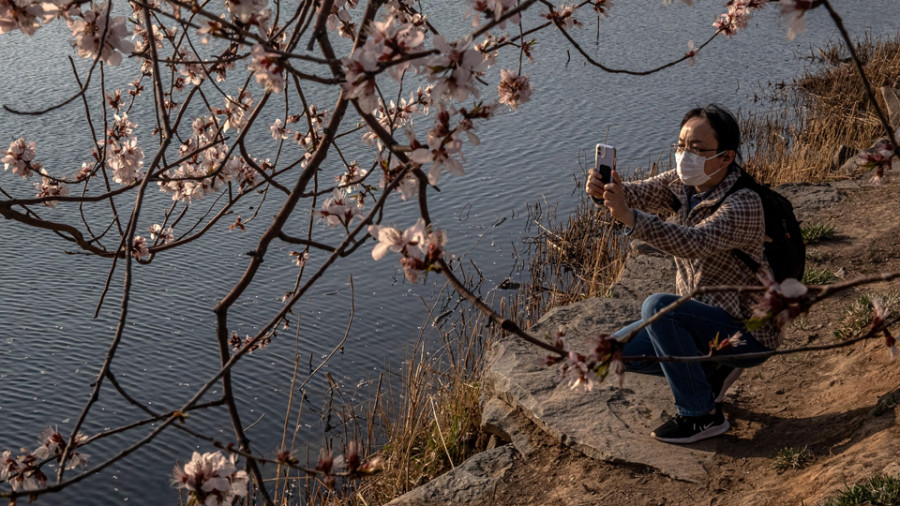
586, 169, 605, 200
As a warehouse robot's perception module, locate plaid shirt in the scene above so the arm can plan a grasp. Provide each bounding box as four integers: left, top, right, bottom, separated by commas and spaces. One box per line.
624, 166, 782, 349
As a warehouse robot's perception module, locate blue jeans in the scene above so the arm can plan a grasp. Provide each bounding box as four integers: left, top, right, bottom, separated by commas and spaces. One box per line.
613, 293, 771, 417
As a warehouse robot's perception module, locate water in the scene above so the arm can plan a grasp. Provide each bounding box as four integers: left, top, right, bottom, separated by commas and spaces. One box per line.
0, 1, 896, 503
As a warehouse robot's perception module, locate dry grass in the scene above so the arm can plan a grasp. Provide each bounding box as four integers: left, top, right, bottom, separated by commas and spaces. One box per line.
741, 32, 900, 185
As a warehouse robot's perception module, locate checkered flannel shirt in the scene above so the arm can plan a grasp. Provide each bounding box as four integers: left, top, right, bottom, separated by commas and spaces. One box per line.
624, 166, 782, 349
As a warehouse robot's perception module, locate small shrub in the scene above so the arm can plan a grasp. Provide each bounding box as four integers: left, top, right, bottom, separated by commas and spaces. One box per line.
802, 267, 838, 285
802, 223, 837, 244
772, 445, 813, 472
823, 474, 900, 506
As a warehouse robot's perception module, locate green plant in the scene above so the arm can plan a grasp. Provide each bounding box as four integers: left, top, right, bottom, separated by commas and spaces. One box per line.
772, 445, 813, 472
823, 475, 900, 506
802, 223, 837, 244
802, 267, 838, 285
834, 294, 900, 340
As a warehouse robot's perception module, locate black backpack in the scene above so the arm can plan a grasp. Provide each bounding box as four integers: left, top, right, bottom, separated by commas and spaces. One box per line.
721, 170, 806, 282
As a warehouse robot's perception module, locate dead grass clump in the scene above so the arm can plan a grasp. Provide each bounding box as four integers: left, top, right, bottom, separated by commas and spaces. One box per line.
741, 32, 900, 185
351, 288, 508, 504
522, 169, 636, 321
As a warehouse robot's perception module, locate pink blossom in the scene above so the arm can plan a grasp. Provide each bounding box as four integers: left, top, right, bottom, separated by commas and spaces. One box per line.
779, 0, 822, 41
316, 188, 361, 228
497, 69, 532, 110
342, 49, 379, 113
34, 171, 69, 207
426, 35, 487, 103
467, 0, 520, 27
752, 272, 810, 328
592, 0, 614, 16
1, 451, 45, 491
713, 0, 766, 37
2, 137, 38, 177
247, 44, 285, 93
289, 250, 308, 267
399, 255, 426, 283
685, 40, 696, 66
67, 3, 134, 66
172, 451, 249, 506
33, 428, 90, 470
541, 3, 582, 30
214, 89, 253, 133
367, 218, 424, 261
0, 0, 47, 35
149, 224, 175, 244
270, 118, 290, 140
378, 155, 418, 201
337, 163, 368, 193
107, 136, 144, 185
367, 17, 426, 81
132, 236, 149, 259
225, 0, 267, 22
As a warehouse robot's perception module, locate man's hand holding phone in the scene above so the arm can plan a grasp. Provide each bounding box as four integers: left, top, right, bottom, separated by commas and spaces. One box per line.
586, 143, 634, 229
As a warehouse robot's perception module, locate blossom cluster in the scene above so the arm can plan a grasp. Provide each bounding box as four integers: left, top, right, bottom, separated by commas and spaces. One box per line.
1, 428, 89, 492
171, 451, 248, 506
313, 443, 384, 490
750, 270, 811, 329
858, 140, 896, 186
368, 218, 447, 283
544, 328, 626, 391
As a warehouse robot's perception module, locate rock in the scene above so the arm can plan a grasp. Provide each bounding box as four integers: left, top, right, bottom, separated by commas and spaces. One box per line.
830, 144, 856, 173
611, 254, 676, 300
771, 183, 845, 221
480, 397, 537, 457
879, 86, 900, 130
483, 297, 716, 483
385, 445, 518, 506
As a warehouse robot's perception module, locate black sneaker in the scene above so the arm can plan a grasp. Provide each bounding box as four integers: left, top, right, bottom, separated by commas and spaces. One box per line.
651, 411, 729, 444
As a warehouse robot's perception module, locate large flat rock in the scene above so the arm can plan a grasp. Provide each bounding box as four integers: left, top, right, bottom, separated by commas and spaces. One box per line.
483, 298, 719, 483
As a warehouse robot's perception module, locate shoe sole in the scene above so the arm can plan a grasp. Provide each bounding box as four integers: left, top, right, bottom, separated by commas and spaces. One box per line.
651, 420, 730, 444
714, 367, 744, 403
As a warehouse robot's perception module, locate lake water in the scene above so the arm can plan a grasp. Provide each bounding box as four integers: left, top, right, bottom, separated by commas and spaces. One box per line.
0, 1, 896, 503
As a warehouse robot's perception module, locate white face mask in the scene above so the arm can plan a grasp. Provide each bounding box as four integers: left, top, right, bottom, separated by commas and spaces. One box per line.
675, 150, 725, 187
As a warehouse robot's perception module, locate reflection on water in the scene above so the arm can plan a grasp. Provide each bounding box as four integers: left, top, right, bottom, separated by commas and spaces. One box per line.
0, 1, 895, 502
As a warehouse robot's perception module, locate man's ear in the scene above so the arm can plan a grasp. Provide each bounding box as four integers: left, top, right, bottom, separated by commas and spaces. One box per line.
723, 149, 736, 166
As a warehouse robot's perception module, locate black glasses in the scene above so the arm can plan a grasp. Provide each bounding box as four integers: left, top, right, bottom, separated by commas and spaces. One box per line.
673, 143, 720, 156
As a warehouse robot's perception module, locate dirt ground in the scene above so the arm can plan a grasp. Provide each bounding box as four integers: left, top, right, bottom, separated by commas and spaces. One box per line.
482, 176, 900, 505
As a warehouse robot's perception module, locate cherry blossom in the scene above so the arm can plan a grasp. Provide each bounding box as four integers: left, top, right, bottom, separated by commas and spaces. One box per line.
289, 250, 309, 267
592, 0, 614, 17
132, 236, 149, 259
1, 451, 46, 492
34, 170, 69, 207
336, 162, 368, 193
467, 0, 520, 27
542, 3, 582, 30
426, 35, 487, 103
378, 155, 418, 201
225, 0, 267, 23
316, 188, 362, 228
149, 224, 175, 244
67, 3, 134, 66
342, 48, 380, 113
33, 428, 90, 470
497, 69, 532, 110
107, 136, 145, 185
368, 219, 423, 260
751, 271, 810, 328
858, 140, 895, 186
171, 451, 249, 506
270, 118, 290, 140
713, 0, 766, 37
0, 0, 47, 35
2, 137, 38, 178
247, 44, 285, 93
779, 0, 823, 41
214, 89, 254, 133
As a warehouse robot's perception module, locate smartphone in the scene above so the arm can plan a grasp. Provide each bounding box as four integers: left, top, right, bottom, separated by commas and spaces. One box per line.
594, 143, 616, 185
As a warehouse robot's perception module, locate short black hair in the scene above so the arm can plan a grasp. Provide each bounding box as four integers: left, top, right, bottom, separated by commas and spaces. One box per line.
681, 104, 742, 163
